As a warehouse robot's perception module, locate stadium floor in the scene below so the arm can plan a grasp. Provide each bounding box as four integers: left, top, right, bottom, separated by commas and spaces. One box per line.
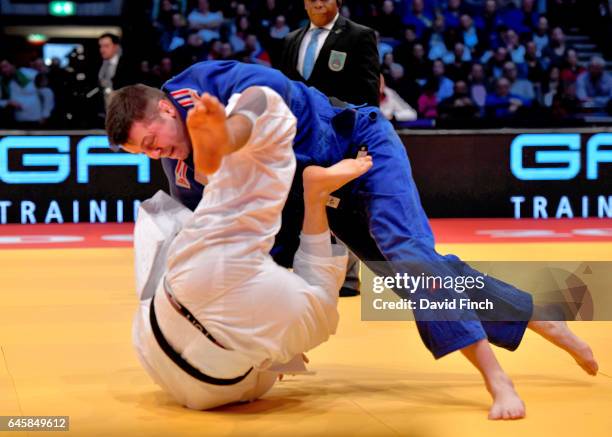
1, 219, 611, 436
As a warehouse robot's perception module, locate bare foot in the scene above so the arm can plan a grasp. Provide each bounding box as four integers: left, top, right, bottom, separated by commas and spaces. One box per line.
303, 157, 373, 202
186, 91, 230, 175
486, 373, 526, 420
528, 320, 598, 375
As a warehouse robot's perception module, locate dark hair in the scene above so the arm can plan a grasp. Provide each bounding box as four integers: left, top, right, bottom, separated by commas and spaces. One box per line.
99, 32, 121, 45
105, 84, 166, 147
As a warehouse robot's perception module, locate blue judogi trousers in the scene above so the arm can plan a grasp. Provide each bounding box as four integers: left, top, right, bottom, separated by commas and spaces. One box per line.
273, 105, 533, 359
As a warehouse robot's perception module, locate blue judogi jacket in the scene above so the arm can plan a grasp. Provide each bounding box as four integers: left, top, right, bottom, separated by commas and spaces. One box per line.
160, 60, 354, 210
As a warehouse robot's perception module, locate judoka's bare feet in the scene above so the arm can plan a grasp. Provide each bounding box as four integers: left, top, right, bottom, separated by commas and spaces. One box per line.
303, 157, 373, 203
486, 373, 526, 420
528, 320, 598, 375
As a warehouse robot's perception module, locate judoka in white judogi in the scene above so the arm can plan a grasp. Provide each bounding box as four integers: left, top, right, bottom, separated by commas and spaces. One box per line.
132, 87, 349, 410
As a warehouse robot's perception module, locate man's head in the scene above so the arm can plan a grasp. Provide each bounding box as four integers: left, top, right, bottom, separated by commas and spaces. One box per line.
460, 14, 473, 30
99, 33, 121, 60
382, 0, 394, 15
412, 0, 424, 14
0, 59, 15, 77
494, 46, 508, 62
470, 63, 484, 81
485, 0, 497, 13
454, 80, 468, 97
412, 43, 424, 59
105, 84, 191, 160
448, 0, 461, 10
432, 59, 445, 77
495, 77, 511, 97
304, 0, 340, 27
551, 27, 564, 45
537, 16, 548, 34
502, 61, 518, 81
566, 49, 578, 67
588, 56, 605, 80
453, 42, 465, 58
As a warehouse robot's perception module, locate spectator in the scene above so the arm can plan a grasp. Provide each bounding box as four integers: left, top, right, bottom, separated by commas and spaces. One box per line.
407, 43, 431, 86
560, 49, 586, 84
532, 16, 549, 57
518, 0, 539, 33
524, 40, 545, 89
552, 81, 581, 119
428, 15, 451, 62
542, 66, 561, 106
270, 15, 290, 40
207, 39, 223, 60
499, 0, 533, 35
459, 14, 483, 56
376, 30, 394, 63
157, 56, 174, 83
502, 29, 525, 65
432, 59, 455, 101
254, 0, 281, 30
268, 15, 289, 65
220, 42, 234, 60
418, 78, 439, 118
138, 60, 162, 87
393, 26, 419, 68
485, 76, 526, 118
485, 46, 511, 79
443, 0, 464, 29
35, 73, 55, 125
403, 0, 433, 38
229, 16, 253, 53
379, 74, 418, 122
236, 33, 271, 66
340, 3, 351, 19
575, 56, 612, 108
187, 0, 224, 43
438, 79, 479, 119
376, 0, 403, 40
481, 0, 504, 47
385, 63, 422, 109
542, 27, 568, 69
503, 61, 535, 104
170, 31, 207, 71
160, 13, 188, 53
381, 52, 396, 78
0, 59, 22, 126
446, 42, 473, 81
0, 59, 43, 127
468, 62, 488, 108
153, 0, 180, 32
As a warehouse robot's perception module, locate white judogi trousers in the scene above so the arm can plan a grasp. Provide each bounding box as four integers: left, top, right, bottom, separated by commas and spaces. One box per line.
132, 87, 348, 410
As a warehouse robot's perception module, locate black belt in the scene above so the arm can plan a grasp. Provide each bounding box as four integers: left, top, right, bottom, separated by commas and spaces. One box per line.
149, 287, 254, 386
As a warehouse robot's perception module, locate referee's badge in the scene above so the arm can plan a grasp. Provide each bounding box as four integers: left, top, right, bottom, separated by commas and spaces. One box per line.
328, 50, 347, 72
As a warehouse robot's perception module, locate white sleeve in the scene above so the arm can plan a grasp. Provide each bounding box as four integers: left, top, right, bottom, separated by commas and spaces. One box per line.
229, 86, 297, 157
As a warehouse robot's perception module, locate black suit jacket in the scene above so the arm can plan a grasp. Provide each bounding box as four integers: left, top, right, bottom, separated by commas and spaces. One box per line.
280, 16, 380, 107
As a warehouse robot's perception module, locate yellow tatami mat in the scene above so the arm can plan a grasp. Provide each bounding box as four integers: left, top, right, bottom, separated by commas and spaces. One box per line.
0, 243, 611, 436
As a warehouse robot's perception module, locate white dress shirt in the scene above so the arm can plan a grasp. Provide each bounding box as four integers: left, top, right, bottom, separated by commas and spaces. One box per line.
297, 13, 340, 78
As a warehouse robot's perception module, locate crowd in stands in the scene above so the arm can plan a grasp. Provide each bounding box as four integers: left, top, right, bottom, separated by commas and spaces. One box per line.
1, 0, 611, 129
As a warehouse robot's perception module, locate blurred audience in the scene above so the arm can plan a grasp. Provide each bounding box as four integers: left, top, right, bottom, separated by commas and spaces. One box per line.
2, 0, 611, 128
